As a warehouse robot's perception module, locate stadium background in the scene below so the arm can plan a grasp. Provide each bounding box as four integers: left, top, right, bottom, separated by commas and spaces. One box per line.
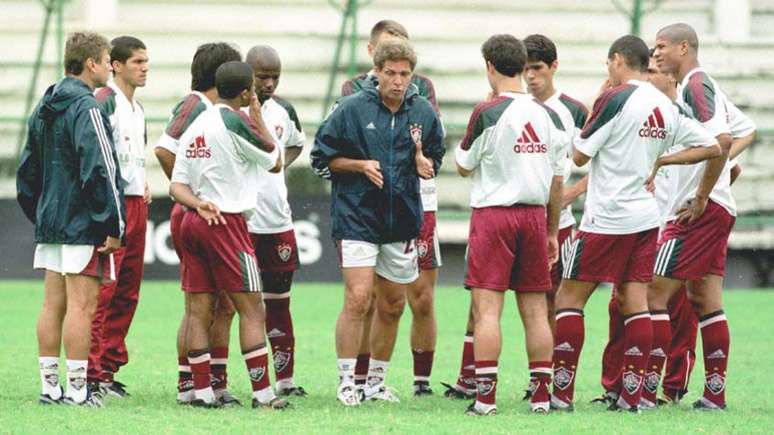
0, 0, 772, 287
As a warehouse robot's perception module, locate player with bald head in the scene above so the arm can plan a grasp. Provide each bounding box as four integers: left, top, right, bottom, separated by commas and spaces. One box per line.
242, 44, 307, 396
647, 24, 756, 410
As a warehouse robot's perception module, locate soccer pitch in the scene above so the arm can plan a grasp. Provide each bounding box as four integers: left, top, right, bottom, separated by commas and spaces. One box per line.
1, 281, 773, 434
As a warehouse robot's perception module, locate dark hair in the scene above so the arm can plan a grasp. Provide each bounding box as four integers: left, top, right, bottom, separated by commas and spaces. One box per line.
481, 34, 525, 77
649, 47, 656, 58
190, 42, 241, 92
373, 39, 417, 71
64, 32, 110, 75
608, 35, 650, 73
524, 34, 557, 66
215, 61, 254, 99
110, 36, 146, 65
370, 20, 409, 45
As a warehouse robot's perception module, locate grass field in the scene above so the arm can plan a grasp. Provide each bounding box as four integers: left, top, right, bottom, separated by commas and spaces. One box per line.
1, 281, 773, 434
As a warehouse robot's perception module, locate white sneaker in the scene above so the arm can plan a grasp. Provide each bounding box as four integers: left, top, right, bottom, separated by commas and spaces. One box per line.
531, 400, 550, 413
177, 389, 195, 405
337, 384, 361, 407
363, 384, 400, 403
639, 397, 657, 411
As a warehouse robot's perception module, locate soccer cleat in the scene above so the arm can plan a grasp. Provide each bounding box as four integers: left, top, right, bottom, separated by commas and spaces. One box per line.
607, 397, 640, 414
441, 382, 476, 400
590, 391, 618, 405
277, 385, 308, 397
639, 398, 657, 411
189, 398, 222, 409
89, 382, 107, 401
692, 398, 726, 411
363, 384, 400, 403
413, 383, 433, 396
216, 389, 242, 407
177, 389, 195, 406
337, 384, 361, 407
38, 386, 64, 405
531, 401, 550, 414
660, 388, 686, 405
101, 380, 130, 398
62, 392, 104, 408
549, 395, 574, 412
465, 401, 497, 416
252, 397, 291, 410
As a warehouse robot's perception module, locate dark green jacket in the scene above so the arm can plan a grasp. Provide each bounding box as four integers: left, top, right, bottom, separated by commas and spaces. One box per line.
311, 76, 445, 243
17, 77, 125, 244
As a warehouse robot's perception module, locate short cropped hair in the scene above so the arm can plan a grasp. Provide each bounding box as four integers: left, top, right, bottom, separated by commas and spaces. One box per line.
190, 42, 241, 92
481, 34, 526, 77
215, 61, 254, 99
110, 36, 146, 65
64, 32, 110, 75
373, 39, 417, 71
370, 20, 409, 45
524, 34, 557, 66
608, 35, 650, 73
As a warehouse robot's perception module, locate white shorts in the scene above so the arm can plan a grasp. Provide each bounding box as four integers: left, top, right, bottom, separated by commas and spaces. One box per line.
33, 244, 116, 281
337, 239, 419, 284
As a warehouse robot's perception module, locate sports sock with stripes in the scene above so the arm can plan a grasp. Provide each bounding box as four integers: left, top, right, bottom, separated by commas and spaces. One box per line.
528, 361, 552, 406
474, 360, 498, 406
619, 311, 652, 408
40, 356, 62, 400
552, 309, 584, 404
243, 345, 272, 395
366, 359, 389, 388
699, 310, 729, 407
65, 359, 88, 403
265, 297, 295, 383
455, 332, 475, 392
354, 353, 369, 385
210, 346, 228, 392
412, 349, 434, 386
188, 350, 215, 403
177, 355, 193, 398
643, 310, 670, 405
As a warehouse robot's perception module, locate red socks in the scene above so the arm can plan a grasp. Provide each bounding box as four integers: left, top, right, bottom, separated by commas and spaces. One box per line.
354, 353, 370, 386
529, 361, 552, 406
474, 360, 498, 406
699, 310, 729, 407
243, 345, 272, 394
552, 309, 584, 404
455, 333, 475, 392
620, 312, 652, 408
210, 346, 228, 392
412, 350, 434, 386
642, 310, 670, 404
264, 297, 295, 382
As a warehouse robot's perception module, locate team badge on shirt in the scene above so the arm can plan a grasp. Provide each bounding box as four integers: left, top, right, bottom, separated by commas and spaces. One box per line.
274, 124, 284, 139
622, 370, 643, 395
277, 243, 293, 262
410, 123, 423, 146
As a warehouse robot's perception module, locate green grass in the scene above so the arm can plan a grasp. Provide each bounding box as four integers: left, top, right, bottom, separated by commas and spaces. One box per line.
1, 281, 773, 434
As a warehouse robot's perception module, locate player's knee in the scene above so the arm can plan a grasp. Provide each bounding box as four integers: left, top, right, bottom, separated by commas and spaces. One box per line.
379, 294, 406, 320
408, 290, 434, 318
344, 291, 372, 318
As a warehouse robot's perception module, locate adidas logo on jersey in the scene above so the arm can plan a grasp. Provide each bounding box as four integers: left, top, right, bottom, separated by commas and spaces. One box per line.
185, 135, 212, 158
638, 107, 667, 139
513, 122, 548, 153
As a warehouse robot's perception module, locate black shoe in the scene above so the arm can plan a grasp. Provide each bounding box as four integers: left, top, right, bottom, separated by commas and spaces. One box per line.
252, 397, 291, 410
465, 401, 496, 416
103, 380, 130, 398
441, 382, 476, 400
277, 385, 307, 397
590, 391, 617, 405
692, 398, 726, 411
38, 387, 64, 405
607, 399, 640, 413
190, 399, 222, 409
413, 383, 433, 396
522, 389, 533, 401
217, 390, 242, 407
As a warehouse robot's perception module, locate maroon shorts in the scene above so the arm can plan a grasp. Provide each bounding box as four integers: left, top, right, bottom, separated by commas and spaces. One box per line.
250, 229, 299, 273
550, 225, 575, 293
563, 228, 658, 285
179, 211, 260, 293
655, 200, 735, 281
464, 205, 551, 292
82, 249, 116, 282
417, 211, 442, 270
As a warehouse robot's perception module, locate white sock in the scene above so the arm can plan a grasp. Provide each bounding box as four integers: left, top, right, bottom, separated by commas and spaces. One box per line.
276, 377, 295, 390
337, 358, 357, 386
366, 359, 389, 387
194, 386, 216, 404
65, 359, 88, 403
252, 385, 276, 404
40, 356, 62, 399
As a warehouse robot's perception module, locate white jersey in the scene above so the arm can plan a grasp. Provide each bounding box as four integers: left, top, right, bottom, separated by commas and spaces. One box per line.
95, 81, 146, 196
156, 91, 212, 155
171, 104, 279, 213
543, 91, 589, 229
674, 67, 737, 217
576, 80, 715, 235
243, 96, 306, 234
456, 92, 567, 208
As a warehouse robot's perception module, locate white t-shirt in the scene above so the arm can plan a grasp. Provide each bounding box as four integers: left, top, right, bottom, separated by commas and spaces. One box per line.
576, 80, 714, 234
543, 91, 589, 229
156, 91, 212, 155
456, 92, 567, 208
243, 97, 306, 234
171, 104, 279, 214
674, 67, 736, 217
96, 81, 146, 196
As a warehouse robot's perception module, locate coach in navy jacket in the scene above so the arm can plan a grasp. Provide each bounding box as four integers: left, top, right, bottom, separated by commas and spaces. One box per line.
311, 75, 445, 244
